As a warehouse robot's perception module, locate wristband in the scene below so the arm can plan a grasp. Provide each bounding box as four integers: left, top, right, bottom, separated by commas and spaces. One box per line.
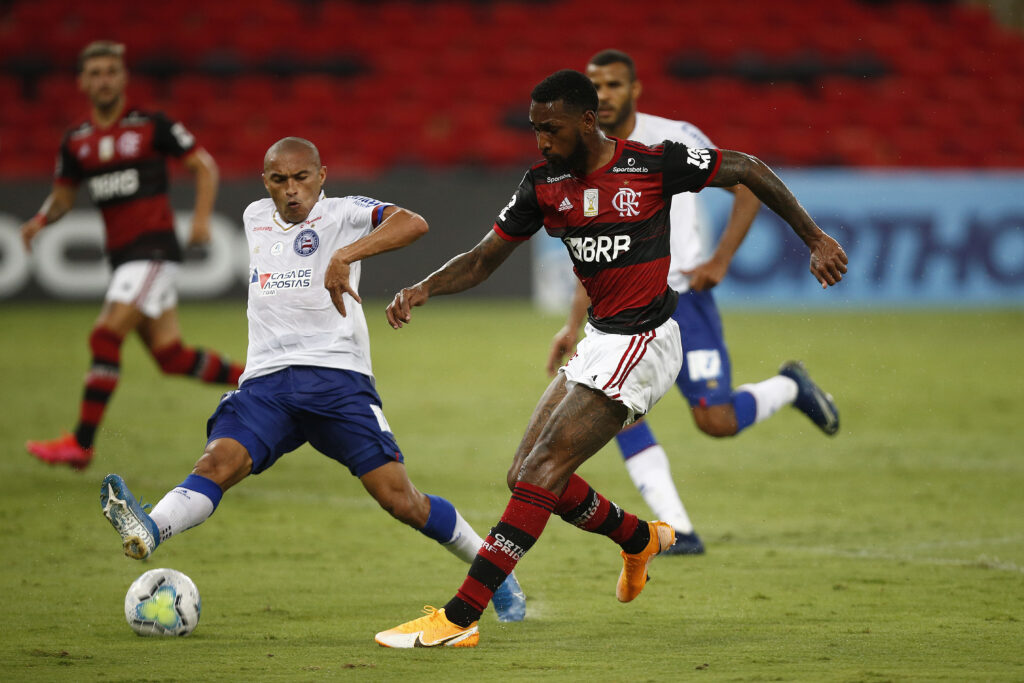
34, 212, 48, 227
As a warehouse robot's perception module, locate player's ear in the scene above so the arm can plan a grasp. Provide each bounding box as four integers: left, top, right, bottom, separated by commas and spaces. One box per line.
632, 79, 642, 102
582, 109, 597, 133
319, 165, 326, 186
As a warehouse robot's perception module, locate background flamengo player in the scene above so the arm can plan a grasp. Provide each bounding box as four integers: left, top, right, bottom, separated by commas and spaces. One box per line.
21, 40, 243, 470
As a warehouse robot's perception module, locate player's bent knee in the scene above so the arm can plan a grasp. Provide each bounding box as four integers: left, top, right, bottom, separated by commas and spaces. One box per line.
692, 408, 739, 438
192, 440, 251, 489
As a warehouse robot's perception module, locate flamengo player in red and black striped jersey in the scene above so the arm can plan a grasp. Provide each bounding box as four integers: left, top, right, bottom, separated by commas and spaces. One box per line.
495, 133, 714, 334
20, 41, 243, 470
376, 69, 847, 648
544, 49, 844, 558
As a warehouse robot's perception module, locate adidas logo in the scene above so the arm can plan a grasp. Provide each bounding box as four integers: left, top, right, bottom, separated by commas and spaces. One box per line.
558, 197, 573, 212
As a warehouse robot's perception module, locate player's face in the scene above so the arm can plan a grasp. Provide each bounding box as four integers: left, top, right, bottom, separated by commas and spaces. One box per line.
586, 62, 640, 134
529, 100, 590, 175
78, 56, 127, 111
263, 151, 326, 224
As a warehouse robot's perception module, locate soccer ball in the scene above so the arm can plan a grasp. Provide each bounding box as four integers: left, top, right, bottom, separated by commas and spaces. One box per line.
124, 568, 201, 637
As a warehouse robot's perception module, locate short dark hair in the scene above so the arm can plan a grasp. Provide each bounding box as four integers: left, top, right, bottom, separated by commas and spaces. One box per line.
588, 49, 636, 81
78, 40, 125, 72
530, 69, 598, 115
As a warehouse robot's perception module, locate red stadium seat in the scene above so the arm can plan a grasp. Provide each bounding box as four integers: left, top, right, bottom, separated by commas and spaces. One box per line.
4, 0, 1024, 177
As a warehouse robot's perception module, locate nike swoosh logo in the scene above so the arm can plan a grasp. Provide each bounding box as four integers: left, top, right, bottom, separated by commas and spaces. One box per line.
414, 629, 472, 647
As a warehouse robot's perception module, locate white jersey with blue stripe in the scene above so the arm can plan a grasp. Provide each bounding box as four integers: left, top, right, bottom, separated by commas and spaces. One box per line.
628, 112, 716, 293
240, 191, 391, 384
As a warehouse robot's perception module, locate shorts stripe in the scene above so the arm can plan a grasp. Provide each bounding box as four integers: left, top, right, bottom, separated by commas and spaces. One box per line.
622, 331, 657, 388
132, 262, 162, 310
603, 330, 655, 390
603, 335, 641, 391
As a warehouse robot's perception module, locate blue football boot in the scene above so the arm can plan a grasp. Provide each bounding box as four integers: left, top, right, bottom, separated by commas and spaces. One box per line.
779, 361, 840, 436
492, 571, 526, 622
661, 530, 706, 556
101, 473, 160, 559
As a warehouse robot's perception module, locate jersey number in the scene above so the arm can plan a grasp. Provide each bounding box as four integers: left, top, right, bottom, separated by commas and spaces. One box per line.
170, 122, 195, 150
686, 349, 722, 381
686, 148, 712, 171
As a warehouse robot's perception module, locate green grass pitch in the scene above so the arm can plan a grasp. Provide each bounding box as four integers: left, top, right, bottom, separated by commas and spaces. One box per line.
0, 301, 1021, 681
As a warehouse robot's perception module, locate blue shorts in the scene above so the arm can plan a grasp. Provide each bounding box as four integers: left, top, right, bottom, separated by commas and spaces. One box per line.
206, 366, 403, 477
672, 289, 734, 407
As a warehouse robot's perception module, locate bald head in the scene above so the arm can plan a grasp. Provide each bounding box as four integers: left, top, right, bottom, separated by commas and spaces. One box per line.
262, 137, 326, 224
264, 137, 321, 171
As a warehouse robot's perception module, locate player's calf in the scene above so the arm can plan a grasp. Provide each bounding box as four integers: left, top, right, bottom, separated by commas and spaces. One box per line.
151, 341, 243, 385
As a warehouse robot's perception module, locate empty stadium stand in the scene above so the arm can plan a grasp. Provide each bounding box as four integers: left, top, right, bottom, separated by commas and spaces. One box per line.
1, 0, 1022, 178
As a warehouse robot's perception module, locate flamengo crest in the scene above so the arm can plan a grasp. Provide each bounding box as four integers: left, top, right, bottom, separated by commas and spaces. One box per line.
612, 187, 641, 217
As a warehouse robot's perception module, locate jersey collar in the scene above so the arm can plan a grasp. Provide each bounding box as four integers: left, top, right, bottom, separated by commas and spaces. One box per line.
90, 97, 129, 131
272, 190, 326, 231
584, 137, 625, 181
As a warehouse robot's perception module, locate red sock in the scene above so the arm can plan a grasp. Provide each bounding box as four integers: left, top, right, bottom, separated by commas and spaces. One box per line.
75, 327, 123, 448
152, 341, 243, 385
445, 482, 557, 625
555, 473, 643, 547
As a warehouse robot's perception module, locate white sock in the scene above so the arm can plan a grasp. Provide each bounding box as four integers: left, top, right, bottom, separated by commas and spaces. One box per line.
150, 487, 216, 543
441, 510, 486, 564
737, 375, 798, 423
624, 445, 694, 533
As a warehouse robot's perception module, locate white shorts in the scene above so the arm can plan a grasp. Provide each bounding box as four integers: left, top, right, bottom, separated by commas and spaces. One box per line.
105, 261, 179, 319
560, 318, 683, 426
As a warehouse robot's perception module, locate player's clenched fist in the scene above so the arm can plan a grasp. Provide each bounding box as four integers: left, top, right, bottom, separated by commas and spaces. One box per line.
808, 234, 848, 289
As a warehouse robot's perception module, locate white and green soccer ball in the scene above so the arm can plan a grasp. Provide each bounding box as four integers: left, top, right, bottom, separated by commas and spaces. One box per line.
124, 568, 201, 637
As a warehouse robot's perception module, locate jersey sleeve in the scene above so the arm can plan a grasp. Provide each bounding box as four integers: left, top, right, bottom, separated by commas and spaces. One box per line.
493, 171, 543, 241
54, 133, 82, 185
341, 195, 393, 235
660, 140, 721, 197
241, 200, 262, 229
151, 112, 198, 158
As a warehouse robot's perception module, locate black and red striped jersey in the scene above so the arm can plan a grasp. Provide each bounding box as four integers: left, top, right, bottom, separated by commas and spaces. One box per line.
55, 107, 198, 268
494, 137, 721, 334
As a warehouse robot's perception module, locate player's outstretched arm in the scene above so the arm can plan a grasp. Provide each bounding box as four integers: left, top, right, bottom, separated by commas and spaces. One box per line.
20, 183, 78, 252
183, 148, 219, 246
385, 231, 519, 329
711, 150, 848, 288
326, 206, 429, 317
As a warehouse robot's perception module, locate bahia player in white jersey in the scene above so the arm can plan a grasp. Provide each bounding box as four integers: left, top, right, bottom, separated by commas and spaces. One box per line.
547, 50, 841, 556
99, 137, 525, 622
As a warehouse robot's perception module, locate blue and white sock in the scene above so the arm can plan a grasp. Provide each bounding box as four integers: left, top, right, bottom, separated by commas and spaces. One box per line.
617, 422, 695, 534
149, 474, 223, 543
419, 494, 484, 563
734, 375, 799, 432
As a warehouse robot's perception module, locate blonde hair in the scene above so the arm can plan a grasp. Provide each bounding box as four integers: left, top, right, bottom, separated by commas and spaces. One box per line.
78, 41, 125, 72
